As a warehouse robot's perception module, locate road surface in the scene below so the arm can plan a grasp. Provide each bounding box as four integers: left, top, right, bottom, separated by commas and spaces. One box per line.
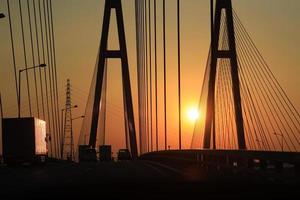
0, 160, 298, 199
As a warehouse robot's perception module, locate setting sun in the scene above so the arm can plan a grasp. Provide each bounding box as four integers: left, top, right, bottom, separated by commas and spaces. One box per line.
187, 107, 200, 122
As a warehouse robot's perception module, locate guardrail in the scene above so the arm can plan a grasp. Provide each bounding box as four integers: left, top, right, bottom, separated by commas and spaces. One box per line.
140, 150, 300, 174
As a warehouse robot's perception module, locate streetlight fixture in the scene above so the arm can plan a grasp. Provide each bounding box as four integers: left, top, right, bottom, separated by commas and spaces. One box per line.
72, 115, 85, 121
273, 132, 284, 152
18, 64, 46, 117
71, 115, 85, 142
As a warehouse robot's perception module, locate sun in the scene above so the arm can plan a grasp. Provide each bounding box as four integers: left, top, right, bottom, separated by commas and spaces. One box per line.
187, 107, 200, 122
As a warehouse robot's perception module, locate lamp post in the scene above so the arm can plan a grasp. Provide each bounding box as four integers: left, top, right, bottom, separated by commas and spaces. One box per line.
71, 115, 85, 144
18, 64, 46, 118
1, 12, 5, 120
0, 92, 3, 120
273, 132, 284, 152
72, 115, 85, 121
68, 115, 84, 161
70, 115, 85, 145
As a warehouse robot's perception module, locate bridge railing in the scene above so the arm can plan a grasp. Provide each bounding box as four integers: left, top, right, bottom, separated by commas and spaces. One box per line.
140, 150, 300, 174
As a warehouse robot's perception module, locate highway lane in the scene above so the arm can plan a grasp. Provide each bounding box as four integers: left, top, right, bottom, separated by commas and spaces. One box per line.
0, 160, 182, 198
0, 160, 298, 199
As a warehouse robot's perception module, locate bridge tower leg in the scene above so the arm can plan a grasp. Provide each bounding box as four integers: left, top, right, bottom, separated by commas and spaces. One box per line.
203, 0, 246, 150
89, 0, 138, 159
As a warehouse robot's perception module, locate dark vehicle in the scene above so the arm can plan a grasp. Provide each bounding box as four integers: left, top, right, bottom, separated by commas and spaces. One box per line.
117, 149, 132, 161
78, 145, 97, 162
99, 145, 112, 161
2, 117, 47, 164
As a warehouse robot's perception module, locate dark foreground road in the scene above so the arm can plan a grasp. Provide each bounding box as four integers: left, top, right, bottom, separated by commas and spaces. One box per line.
0, 160, 299, 199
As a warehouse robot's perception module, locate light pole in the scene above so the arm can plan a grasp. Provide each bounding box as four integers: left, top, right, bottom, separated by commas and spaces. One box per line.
72, 115, 85, 121
1, 14, 5, 120
69, 115, 84, 161
18, 64, 46, 118
71, 115, 85, 144
0, 92, 3, 120
273, 132, 284, 152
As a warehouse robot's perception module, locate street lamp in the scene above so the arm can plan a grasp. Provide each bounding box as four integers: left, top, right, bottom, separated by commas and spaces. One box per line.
18, 64, 46, 117
273, 132, 284, 152
67, 115, 84, 161
71, 115, 84, 159
70, 115, 87, 144
71, 115, 85, 141
72, 115, 85, 121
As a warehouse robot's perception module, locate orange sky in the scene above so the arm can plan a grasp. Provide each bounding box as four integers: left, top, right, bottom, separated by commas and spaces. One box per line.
0, 0, 300, 155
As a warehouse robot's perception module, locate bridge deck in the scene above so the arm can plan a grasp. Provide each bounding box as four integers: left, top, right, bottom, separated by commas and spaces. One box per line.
141, 149, 300, 163
0, 160, 299, 198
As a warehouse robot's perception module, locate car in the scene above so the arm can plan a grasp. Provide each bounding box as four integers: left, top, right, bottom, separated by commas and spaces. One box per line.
99, 145, 112, 162
117, 149, 132, 161
78, 145, 97, 162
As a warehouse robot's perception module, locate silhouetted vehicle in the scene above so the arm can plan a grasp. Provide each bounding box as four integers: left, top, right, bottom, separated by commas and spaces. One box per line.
117, 149, 132, 161
2, 117, 47, 165
78, 145, 97, 162
99, 145, 112, 161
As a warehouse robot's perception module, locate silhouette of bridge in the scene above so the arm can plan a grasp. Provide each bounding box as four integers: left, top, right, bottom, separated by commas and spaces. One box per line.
1, 0, 300, 198
72, 0, 300, 173
1, 0, 300, 178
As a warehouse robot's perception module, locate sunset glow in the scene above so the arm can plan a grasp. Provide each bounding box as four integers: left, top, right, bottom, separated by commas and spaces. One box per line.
187, 107, 200, 122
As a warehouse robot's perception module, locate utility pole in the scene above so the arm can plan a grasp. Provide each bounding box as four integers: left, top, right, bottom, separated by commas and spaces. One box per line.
61, 79, 75, 161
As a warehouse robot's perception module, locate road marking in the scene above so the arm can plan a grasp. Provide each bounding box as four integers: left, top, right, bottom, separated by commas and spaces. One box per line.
141, 160, 183, 177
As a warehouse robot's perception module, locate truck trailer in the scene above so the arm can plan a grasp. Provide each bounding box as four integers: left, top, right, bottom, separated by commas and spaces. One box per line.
2, 117, 47, 164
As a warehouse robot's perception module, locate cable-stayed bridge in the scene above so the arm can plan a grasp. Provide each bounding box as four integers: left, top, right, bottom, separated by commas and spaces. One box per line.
0, 0, 300, 197
75, 0, 300, 165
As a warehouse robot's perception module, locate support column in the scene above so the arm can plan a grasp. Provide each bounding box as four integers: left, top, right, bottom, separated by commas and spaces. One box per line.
89, 0, 138, 159
203, 0, 246, 150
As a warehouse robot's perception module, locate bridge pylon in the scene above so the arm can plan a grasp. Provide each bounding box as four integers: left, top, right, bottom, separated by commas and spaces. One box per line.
203, 0, 246, 150
89, 0, 138, 159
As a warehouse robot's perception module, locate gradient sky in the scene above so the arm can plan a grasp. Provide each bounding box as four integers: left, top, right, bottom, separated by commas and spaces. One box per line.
0, 0, 299, 154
